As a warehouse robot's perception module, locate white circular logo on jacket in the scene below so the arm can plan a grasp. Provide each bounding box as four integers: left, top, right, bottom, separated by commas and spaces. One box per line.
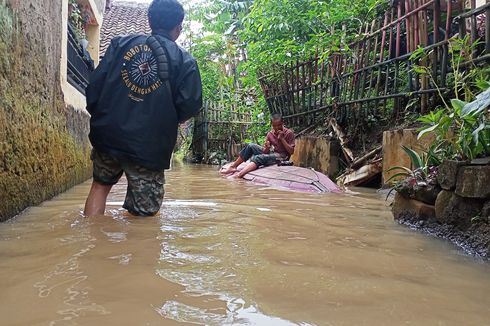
121, 44, 162, 98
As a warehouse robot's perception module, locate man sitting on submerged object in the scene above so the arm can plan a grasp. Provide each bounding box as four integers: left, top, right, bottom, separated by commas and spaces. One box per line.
219, 113, 295, 178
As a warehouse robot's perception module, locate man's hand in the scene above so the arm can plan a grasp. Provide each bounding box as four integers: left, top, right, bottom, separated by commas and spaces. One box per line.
263, 140, 271, 153
276, 131, 285, 141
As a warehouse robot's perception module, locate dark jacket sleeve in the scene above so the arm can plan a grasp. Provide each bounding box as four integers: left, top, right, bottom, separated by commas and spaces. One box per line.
85, 38, 118, 114
174, 59, 203, 123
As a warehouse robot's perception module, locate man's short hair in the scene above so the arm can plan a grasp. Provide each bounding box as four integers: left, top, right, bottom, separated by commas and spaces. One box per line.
148, 0, 185, 31
271, 113, 283, 121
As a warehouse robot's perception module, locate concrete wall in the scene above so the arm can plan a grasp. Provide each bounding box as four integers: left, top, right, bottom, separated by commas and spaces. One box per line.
382, 129, 435, 184
290, 136, 340, 178
0, 1, 93, 221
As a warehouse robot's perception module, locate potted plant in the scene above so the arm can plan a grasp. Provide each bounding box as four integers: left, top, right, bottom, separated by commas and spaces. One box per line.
68, 0, 87, 43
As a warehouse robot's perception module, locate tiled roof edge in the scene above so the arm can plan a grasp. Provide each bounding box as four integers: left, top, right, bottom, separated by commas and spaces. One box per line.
111, 1, 150, 8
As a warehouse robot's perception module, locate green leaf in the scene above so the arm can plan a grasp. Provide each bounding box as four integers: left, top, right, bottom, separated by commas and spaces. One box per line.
385, 166, 413, 174
417, 115, 435, 124
475, 79, 490, 91
451, 99, 467, 113
409, 46, 426, 60
412, 65, 428, 74
402, 145, 423, 170
385, 172, 411, 184
417, 123, 439, 139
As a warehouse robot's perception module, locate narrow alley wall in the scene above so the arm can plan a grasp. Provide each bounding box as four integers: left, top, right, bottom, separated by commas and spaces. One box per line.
0, 0, 91, 221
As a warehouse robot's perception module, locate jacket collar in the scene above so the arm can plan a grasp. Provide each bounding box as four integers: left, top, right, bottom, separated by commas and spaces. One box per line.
152, 29, 173, 41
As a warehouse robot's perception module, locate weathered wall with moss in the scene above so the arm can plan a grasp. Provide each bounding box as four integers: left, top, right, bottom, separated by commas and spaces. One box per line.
0, 1, 91, 221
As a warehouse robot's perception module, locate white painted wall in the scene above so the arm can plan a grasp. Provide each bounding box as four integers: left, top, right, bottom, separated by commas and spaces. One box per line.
60, 0, 103, 111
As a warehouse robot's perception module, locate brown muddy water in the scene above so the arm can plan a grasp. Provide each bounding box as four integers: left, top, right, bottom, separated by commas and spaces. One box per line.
1, 163, 489, 326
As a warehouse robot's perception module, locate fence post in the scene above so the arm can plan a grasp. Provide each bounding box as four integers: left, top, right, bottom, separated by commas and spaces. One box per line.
203, 101, 208, 159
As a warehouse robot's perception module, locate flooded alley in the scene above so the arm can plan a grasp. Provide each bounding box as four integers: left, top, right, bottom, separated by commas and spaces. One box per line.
0, 163, 489, 326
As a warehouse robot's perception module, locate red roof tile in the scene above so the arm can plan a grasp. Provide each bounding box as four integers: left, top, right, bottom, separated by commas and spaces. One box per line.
99, 1, 151, 57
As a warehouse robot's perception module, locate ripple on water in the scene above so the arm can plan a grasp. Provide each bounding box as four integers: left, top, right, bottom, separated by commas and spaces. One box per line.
155, 299, 314, 326
108, 253, 132, 265
160, 242, 219, 265
100, 228, 128, 243
33, 243, 110, 324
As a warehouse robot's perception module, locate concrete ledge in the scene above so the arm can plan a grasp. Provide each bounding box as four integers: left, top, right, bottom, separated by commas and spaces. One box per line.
290, 136, 340, 178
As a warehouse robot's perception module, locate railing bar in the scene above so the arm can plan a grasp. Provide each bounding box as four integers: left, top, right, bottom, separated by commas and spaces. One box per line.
283, 88, 445, 119
458, 2, 490, 19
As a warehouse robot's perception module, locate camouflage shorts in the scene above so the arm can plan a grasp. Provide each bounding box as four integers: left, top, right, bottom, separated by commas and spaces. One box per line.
91, 149, 165, 216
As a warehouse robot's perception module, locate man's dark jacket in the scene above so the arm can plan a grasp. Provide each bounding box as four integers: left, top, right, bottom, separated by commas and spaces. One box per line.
86, 32, 202, 170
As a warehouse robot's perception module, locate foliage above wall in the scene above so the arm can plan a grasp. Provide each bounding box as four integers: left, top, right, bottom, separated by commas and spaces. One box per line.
241, 0, 387, 68
68, 0, 87, 40
184, 0, 388, 144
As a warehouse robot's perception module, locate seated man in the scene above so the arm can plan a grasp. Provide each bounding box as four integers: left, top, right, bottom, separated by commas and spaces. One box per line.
220, 113, 295, 178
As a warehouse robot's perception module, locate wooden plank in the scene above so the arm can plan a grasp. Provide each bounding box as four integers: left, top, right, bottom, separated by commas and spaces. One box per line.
350, 146, 383, 169
329, 118, 354, 162
340, 162, 383, 187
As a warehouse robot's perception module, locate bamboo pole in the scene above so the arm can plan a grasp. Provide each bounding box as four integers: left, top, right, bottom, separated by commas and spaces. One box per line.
486, 3, 490, 53
405, 0, 412, 53
396, 1, 402, 57
470, 0, 477, 59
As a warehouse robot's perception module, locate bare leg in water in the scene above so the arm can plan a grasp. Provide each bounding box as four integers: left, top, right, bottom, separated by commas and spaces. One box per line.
220, 156, 244, 174
84, 181, 113, 216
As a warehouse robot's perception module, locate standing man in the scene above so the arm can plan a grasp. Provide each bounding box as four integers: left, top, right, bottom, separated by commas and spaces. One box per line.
84, 0, 202, 217
219, 114, 295, 178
